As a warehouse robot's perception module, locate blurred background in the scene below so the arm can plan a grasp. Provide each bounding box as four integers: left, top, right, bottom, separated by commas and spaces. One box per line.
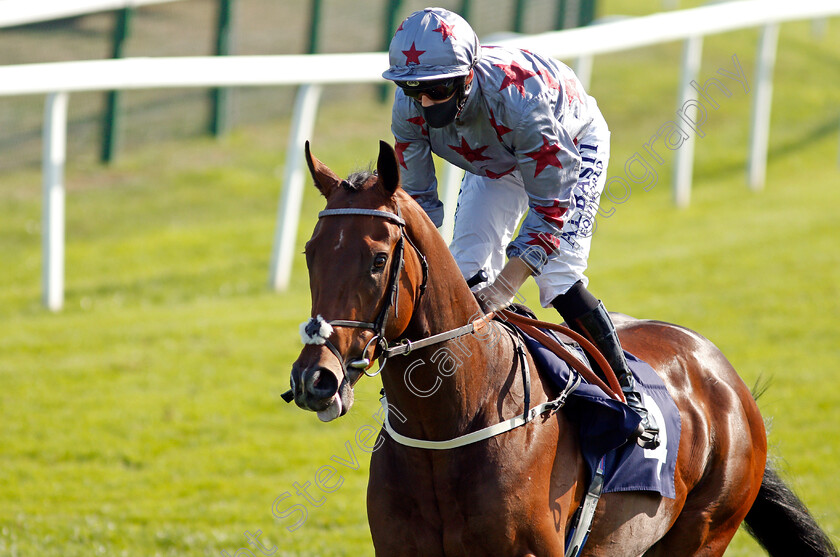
0, 1, 838, 555
0, 0, 599, 171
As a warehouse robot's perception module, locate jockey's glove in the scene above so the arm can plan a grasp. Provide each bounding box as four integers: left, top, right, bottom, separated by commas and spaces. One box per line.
473, 257, 533, 315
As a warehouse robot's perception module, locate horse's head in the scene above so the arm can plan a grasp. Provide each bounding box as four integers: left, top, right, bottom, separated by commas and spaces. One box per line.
290, 140, 428, 421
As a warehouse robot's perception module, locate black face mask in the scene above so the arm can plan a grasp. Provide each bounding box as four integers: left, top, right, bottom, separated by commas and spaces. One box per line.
421, 94, 461, 128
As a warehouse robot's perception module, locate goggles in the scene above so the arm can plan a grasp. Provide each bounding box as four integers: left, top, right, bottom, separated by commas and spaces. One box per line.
395, 78, 461, 101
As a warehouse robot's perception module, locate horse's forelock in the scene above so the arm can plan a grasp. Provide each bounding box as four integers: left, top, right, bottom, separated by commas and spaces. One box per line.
342, 168, 376, 192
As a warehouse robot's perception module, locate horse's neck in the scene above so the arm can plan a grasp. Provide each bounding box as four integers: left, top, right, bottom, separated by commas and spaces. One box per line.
401, 204, 482, 341
381, 206, 514, 440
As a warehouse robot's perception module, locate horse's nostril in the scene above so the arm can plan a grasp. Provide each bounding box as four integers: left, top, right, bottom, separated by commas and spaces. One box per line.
305, 367, 339, 400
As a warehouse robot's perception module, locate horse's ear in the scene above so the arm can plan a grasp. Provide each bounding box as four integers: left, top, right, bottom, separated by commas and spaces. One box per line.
377, 140, 401, 195
305, 141, 342, 198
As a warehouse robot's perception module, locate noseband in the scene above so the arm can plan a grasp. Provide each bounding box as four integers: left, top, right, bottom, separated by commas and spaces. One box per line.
301, 206, 428, 380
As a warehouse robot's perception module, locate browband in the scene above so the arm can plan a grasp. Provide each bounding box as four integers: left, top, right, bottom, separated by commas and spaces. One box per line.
318, 208, 405, 226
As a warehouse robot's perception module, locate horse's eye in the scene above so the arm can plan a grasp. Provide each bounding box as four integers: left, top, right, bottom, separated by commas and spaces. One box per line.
372, 253, 388, 270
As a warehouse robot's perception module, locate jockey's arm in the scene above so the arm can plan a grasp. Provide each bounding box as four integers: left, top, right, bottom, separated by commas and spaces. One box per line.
504, 100, 582, 278
475, 103, 582, 314
391, 95, 444, 226
473, 256, 534, 314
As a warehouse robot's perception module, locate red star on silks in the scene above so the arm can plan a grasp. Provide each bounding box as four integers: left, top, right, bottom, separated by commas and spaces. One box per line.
538, 69, 560, 90
533, 200, 568, 228
526, 232, 562, 256
488, 109, 512, 141
396, 21, 404, 33
564, 76, 582, 105
407, 116, 429, 136
526, 136, 563, 177
402, 42, 425, 65
449, 137, 491, 163
494, 60, 538, 97
485, 166, 516, 179
395, 141, 410, 169
433, 20, 457, 42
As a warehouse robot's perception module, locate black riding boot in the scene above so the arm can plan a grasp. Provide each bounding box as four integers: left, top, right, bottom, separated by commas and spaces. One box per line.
568, 303, 660, 449
552, 283, 660, 449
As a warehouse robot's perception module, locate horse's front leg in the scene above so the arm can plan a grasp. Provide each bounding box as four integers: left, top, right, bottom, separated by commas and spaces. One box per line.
367, 444, 448, 557
485, 415, 583, 557
531, 416, 586, 557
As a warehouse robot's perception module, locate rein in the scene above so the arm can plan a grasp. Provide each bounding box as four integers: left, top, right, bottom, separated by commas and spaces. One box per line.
498, 309, 626, 404
286, 203, 625, 446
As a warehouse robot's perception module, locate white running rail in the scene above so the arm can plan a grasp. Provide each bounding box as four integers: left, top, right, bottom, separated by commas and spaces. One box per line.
0, 0, 836, 309
0, 0, 184, 29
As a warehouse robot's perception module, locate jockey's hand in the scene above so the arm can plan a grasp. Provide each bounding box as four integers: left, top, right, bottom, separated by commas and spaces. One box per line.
473, 257, 533, 314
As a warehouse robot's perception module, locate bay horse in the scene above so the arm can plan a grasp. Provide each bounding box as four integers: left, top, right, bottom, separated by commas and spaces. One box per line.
288, 140, 837, 556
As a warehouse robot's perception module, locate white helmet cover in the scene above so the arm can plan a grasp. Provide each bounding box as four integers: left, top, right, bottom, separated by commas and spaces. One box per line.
382, 7, 481, 82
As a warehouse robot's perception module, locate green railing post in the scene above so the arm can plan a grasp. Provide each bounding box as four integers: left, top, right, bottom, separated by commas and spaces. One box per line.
378, 0, 404, 103
513, 0, 527, 33
306, 0, 323, 54
555, 0, 568, 29
579, 0, 596, 26
458, 0, 472, 21
101, 7, 133, 164
210, 0, 235, 137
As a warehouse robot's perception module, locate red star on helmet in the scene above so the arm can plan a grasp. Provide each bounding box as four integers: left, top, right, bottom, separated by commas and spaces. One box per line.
488, 109, 512, 141
395, 141, 410, 169
433, 20, 457, 42
449, 137, 491, 163
407, 116, 429, 136
526, 136, 563, 177
526, 232, 562, 256
495, 60, 538, 97
533, 200, 568, 228
402, 42, 425, 65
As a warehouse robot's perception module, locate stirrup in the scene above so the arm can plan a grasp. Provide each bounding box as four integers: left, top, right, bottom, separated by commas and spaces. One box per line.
624, 391, 660, 449
635, 427, 660, 450
629, 413, 660, 449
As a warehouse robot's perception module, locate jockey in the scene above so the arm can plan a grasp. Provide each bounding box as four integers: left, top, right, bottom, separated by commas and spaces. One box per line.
381, 7, 658, 449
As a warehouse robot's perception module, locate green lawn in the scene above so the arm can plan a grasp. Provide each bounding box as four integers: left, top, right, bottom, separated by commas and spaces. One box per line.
1, 12, 839, 557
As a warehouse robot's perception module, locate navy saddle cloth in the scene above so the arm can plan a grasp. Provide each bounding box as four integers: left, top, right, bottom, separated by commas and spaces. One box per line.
517, 326, 681, 498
